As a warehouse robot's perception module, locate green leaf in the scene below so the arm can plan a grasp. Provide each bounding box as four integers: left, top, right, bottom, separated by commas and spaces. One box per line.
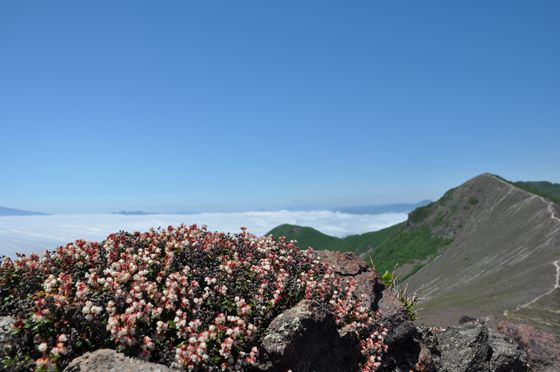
381, 270, 393, 286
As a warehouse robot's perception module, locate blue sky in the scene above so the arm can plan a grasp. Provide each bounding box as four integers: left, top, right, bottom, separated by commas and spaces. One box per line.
1, 1, 559, 213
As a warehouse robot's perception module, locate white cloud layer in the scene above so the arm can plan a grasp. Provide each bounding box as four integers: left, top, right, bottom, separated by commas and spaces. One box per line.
0, 211, 407, 258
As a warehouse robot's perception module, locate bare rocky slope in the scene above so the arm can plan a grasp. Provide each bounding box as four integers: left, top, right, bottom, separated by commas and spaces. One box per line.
404, 174, 560, 336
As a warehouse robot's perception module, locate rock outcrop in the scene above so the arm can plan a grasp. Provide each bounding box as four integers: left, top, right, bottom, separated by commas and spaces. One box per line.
255, 251, 381, 371
64, 349, 175, 372
259, 300, 361, 371
316, 250, 421, 371
315, 250, 378, 305
418, 321, 526, 372
315, 251, 532, 372
497, 320, 560, 372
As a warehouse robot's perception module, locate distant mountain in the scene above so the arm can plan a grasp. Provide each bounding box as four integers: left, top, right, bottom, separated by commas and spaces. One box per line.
268, 173, 560, 336
0, 206, 49, 216
334, 200, 431, 215
172, 211, 196, 215
113, 210, 199, 215
271, 200, 431, 213
112, 210, 159, 215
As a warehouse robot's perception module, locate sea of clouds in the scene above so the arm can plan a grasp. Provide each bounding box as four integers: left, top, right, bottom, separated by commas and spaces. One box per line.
0, 211, 407, 258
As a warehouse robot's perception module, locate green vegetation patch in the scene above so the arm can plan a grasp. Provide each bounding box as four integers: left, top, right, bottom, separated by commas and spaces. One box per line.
491, 174, 560, 205
431, 212, 447, 228
338, 225, 404, 254
408, 203, 433, 224
266, 224, 341, 250
361, 225, 452, 274
514, 181, 560, 205
438, 187, 457, 206
268, 222, 452, 277
468, 196, 479, 206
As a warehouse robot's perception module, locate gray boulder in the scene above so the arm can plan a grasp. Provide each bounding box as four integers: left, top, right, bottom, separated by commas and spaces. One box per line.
377, 290, 420, 371
316, 250, 421, 371
497, 320, 560, 372
0, 316, 14, 357
64, 349, 175, 372
488, 328, 528, 372
436, 321, 491, 371
259, 300, 361, 372
420, 321, 526, 372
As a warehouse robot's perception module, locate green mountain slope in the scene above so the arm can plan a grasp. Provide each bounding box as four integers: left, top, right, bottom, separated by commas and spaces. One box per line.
267, 224, 341, 251
0, 206, 49, 216
267, 181, 475, 274
267, 217, 452, 275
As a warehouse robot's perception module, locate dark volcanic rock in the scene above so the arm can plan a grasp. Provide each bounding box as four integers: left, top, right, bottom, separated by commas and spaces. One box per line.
316, 250, 421, 372
436, 321, 491, 371
259, 300, 361, 372
377, 291, 420, 372
458, 315, 478, 324
487, 328, 527, 372
497, 320, 560, 371
316, 250, 378, 305
64, 349, 175, 372
420, 321, 526, 372
315, 251, 532, 372
415, 342, 437, 372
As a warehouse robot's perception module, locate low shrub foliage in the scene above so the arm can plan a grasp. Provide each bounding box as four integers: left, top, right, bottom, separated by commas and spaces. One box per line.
0, 225, 386, 371
379, 265, 424, 321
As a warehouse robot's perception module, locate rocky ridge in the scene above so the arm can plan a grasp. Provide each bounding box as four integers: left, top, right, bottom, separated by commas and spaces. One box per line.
405, 174, 560, 333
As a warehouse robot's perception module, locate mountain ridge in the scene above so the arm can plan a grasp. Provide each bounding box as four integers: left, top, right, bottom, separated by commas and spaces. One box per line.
267, 173, 560, 336
405, 173, 560, 334
334, 200, 431, 215
111, 210, 159, 215
0, 206, 49, 216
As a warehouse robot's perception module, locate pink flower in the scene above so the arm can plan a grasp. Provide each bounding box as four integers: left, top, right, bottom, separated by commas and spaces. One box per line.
2, 224, 386, 370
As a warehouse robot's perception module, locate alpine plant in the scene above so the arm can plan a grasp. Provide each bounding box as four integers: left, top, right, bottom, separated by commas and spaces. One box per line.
0, 225, 387, 370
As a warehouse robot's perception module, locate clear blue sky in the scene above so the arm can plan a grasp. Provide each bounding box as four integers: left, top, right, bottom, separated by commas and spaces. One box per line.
1, 1, 559, 213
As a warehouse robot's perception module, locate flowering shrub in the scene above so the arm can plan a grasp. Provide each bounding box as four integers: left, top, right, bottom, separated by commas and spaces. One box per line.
0, 225, 386, 370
